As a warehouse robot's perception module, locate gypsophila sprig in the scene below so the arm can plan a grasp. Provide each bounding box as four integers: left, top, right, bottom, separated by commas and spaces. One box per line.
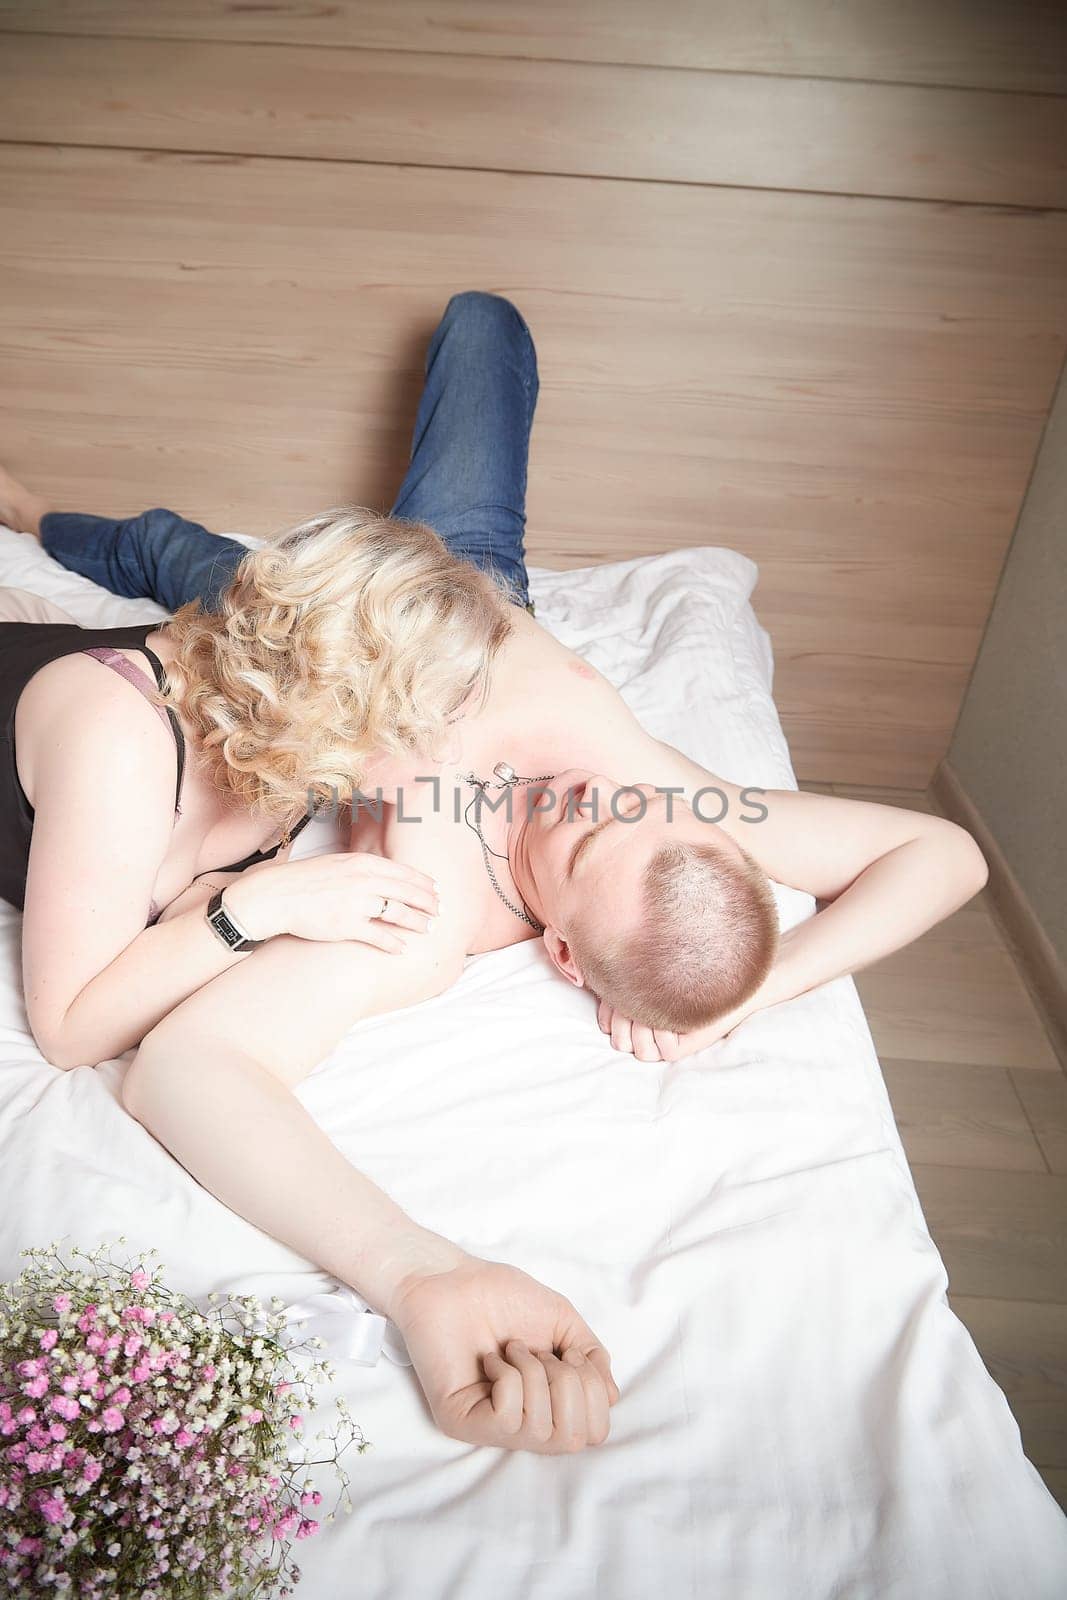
0, 1239, 368, 1597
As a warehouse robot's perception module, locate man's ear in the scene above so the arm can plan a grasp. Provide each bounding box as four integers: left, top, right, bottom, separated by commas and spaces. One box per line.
542, 927, 585, 989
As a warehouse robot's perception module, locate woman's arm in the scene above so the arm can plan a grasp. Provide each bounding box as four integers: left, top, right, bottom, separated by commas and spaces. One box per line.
20, 673, 253, 1068
20, 666, 438, 1069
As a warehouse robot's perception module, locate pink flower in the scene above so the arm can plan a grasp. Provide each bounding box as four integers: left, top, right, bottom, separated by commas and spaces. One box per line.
38, 1329, 58, 1351
174, 1428, 194, 1449
123, 1335, 144, 1359
296, 1518, 319, 1541
16, 1536, 43, 1557
82, 1457, 102, 1485
246, 1515, 261, 1532
52, 1294, 71, 1315
17, 1406, 37, 1425
23, 1375, 48, 1399
100, 1408, 124, 1433
48, 1422, 67, 1442
130, 1362, 151, 1384
201, 1365, 216, 1381
130, 1269, 150, 1291
38, 1495, 66, 1525
111, 1386, 132, 1408
51, 1396, 80, 1422
16, 1359, 42, 1379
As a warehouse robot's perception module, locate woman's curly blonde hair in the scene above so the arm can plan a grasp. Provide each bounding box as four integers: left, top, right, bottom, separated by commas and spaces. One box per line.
159, 508, 513, 820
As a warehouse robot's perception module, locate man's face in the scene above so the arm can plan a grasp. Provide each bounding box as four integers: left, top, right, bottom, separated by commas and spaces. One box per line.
520, 769, 737, 946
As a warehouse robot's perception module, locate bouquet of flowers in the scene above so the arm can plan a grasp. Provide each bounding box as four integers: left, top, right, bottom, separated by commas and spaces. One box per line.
0, 1238, 367, 1598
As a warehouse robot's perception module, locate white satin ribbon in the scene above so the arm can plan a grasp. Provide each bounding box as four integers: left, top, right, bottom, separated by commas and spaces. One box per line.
277, 1284, 412, 1368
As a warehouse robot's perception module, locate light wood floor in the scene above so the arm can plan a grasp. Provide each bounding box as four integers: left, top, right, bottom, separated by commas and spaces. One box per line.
2, 1, 1066, 787
801, 782, 1067, 1512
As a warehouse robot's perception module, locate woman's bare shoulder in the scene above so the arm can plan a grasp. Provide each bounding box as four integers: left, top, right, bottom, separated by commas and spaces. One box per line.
15, 647, 177, 806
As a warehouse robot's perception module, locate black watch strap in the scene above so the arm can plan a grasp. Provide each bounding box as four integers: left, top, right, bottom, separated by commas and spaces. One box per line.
205, 887, 262, 953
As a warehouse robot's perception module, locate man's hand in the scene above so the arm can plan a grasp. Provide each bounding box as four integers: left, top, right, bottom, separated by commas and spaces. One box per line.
389, 1257, 620, 1453
595, 996, 752, 1062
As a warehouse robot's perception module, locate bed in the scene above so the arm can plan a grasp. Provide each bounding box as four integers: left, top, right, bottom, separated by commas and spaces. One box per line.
2, 522, 1065, 1599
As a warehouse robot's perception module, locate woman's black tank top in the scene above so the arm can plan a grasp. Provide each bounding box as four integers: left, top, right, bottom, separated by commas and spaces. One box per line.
0, 620, 309, 912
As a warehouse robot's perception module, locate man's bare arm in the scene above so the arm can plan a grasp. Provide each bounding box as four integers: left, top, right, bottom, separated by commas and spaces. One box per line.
124, 864, 620, 1456
584, 695, 988, 1054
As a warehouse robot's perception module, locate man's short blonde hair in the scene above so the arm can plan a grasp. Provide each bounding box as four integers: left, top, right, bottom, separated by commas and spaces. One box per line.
568, 839, 779, 1032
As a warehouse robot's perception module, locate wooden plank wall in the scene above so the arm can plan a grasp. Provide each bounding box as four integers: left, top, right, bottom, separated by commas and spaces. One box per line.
1, 1, 1065, 785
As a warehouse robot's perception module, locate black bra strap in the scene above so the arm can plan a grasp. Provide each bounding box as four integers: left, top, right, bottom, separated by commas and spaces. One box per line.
139, 643, 186, 815
212, 809, 313, 875
135, 637, 313, 871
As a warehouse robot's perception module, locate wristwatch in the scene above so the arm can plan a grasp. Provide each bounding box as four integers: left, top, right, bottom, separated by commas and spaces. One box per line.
205, 887, 263, 953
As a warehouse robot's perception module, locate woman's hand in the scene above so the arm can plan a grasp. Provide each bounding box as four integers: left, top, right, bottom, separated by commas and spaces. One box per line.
225, 851, 440, 954
388, 1256, 620, 1454
595, 996, 752, 1062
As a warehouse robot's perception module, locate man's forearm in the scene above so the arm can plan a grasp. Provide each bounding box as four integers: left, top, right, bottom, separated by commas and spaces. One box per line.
686, 827, 988, 1050
124, 1026, 468, 1318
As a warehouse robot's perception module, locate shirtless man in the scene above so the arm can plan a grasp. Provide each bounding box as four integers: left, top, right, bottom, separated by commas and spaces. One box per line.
1, 292, 987, 1457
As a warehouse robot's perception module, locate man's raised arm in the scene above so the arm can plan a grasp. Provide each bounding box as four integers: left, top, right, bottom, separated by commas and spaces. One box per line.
583, 690, 987, 1056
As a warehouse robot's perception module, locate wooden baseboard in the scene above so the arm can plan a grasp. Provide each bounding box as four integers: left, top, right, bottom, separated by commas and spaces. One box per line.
932, 760, 1067, 1068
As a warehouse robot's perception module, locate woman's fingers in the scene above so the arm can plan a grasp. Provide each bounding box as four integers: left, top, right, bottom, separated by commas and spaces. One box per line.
355, 922, 407, 955
375, 896, 436, 934
358, 854, 439, 909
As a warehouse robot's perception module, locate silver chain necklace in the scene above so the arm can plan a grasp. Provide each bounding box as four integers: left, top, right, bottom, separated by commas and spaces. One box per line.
461, 762, 555, 932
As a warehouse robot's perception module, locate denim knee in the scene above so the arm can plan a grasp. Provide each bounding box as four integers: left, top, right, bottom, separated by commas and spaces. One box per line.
127, 508, 189, 547
440, 291, 535, 367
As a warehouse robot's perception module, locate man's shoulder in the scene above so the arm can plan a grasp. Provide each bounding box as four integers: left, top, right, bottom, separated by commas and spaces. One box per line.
372, 787, 486, 950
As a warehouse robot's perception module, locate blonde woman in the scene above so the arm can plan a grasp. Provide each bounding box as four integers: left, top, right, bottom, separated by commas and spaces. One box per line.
0, 505, 511, 1068
2, 292, 622, 1455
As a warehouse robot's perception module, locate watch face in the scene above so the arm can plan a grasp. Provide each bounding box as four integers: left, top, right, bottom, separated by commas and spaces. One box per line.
210, 906, 245, 949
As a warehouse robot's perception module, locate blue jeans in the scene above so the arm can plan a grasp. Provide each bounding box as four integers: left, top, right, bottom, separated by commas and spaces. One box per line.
40, 292, 538, 612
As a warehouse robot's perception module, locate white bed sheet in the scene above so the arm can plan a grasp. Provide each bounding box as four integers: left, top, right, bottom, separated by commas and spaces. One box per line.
1, 524, 1065, 1599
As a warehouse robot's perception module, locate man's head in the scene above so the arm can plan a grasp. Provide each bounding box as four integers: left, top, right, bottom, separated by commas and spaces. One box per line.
514, 771, 779, 1032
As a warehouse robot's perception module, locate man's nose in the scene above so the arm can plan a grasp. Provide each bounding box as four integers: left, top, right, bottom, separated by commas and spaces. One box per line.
587, 775, 617, 816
